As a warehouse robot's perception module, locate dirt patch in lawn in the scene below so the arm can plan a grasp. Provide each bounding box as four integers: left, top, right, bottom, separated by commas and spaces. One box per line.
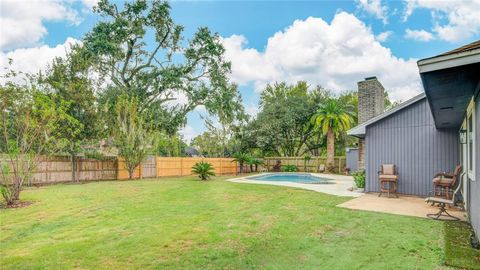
1, 201, 34, 209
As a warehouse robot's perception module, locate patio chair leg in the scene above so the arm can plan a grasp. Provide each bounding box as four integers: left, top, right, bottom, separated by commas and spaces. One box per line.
426, 203, 460, 221
394, 182, 398, 198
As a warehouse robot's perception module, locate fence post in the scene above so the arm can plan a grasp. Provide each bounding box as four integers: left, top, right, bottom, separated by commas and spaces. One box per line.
179, 157, 182, 176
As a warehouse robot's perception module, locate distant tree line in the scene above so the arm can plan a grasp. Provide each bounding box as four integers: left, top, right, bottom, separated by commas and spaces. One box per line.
192, 80, 396, 170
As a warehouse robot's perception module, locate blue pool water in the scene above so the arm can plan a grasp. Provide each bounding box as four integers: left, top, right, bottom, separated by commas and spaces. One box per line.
247, 173, 332, 184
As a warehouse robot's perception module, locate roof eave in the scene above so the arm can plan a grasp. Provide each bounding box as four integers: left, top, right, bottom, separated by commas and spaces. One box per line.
347, 127, 366, 138
418, 49, 480, 73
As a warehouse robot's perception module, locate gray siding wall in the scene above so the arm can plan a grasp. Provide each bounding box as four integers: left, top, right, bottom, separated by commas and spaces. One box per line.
365, 98, 459, 196
346, 148, 359, 172
469, 97, 480, 239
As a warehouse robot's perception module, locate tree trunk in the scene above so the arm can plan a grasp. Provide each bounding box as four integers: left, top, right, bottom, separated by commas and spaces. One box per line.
326, 127, 335, 171
250, 164, 253, 173
255, 164, 258, 172
13, 180, 21, 201
128, 168, 134, 179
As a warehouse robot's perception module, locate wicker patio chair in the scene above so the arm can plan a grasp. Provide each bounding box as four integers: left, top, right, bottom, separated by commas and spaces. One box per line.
432, 165, 462, 200
378, 164, 399, 198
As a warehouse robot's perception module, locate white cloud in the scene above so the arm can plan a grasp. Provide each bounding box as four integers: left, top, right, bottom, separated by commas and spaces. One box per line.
222, 12, 422, 101
403, 0, 480, 42
356, 0, 389, 24
179, 125, 198, 143
81, 0, 99, 8
405, 28, 435, 41
376, 31, 393, 42
0, 37, 80, 84
0, 0, 82, 51
221, 35, 281, 88
245, 105, 260, 118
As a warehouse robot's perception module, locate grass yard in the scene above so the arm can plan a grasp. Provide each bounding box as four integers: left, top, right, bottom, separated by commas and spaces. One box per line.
444, 221, 480, 269
0, 176, 476, 269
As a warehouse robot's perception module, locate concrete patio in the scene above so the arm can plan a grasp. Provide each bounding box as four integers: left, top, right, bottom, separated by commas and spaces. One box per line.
230, 173, 466, 220
338, 193, 466, 220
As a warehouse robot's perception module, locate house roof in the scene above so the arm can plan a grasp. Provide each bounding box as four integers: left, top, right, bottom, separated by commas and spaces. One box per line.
347, 92, 426, 138
417, 40, 480, 129
438, 40, 480, 56
417, 39, 480, 73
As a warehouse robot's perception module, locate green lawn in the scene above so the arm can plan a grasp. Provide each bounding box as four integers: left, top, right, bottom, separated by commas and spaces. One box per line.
0, 176, 475, 269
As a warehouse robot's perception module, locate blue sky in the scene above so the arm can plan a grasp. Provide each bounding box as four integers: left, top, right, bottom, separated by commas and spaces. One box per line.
1, 0, 480, 141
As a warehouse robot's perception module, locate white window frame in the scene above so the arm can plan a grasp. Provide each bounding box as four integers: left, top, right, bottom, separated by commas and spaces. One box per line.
466, 98, 476, 181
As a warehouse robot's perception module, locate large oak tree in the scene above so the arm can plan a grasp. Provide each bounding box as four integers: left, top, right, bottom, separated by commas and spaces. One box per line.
83, 0, 234, 133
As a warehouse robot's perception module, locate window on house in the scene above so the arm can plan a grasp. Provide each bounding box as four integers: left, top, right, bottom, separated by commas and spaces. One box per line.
467, 101, 476, 181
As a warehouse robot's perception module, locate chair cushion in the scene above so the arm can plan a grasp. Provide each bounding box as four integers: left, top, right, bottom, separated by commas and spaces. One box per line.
433, 177, 454, 186
379, 174, 398, 180
425, 196, 453, 204
383, 164, 394, 175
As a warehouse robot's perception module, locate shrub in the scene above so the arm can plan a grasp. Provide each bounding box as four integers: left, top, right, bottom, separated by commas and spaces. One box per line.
353, 171, 366, 188
252, 159, 264, 172
232, 152, 252, 173
282, 165, 298, 172
191, 162, 216, 181
113, 95, 154, 179
0, 84, 77, 205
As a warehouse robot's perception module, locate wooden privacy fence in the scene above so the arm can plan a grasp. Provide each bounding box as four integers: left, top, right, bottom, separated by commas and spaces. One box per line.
155, 157, 237, 177
264, 156, 346, 174
117, 157, 238, 179
0, 156, 118, 185
0, 156, 239, 184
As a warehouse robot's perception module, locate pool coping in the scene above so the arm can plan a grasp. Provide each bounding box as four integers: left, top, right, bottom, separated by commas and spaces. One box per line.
228, 172, 363, 197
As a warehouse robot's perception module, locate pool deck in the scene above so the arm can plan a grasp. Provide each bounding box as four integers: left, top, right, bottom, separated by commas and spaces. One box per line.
228, 173, 362, 197
228, 173, 466, 220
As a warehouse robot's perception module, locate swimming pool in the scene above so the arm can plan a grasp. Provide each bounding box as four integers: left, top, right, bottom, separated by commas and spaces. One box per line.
247, 173, 333, 184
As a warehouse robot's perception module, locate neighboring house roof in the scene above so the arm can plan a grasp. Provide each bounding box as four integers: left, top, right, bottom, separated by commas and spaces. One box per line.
347, 92, 426, 138
185, 146, 199, 156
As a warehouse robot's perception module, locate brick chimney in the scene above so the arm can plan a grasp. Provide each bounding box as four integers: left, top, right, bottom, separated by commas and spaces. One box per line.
357, 76, 385, 171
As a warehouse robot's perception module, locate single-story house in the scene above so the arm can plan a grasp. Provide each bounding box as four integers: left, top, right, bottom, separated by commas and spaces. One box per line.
348, 40, 480, 241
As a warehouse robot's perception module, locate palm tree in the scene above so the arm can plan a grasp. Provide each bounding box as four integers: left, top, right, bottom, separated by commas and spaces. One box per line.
232, 152, 251, 173
191, 162, 216, 181
303, 154, 311, 172
311, 99, 354, 171
251, 159, 264, 172
246, 157, 255, 173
